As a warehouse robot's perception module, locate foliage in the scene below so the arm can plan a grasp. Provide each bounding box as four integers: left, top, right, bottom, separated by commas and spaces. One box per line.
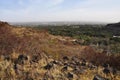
34, 24, 120, 53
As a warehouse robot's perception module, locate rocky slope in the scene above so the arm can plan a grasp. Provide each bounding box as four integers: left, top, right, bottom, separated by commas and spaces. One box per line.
0, 21, 120, 80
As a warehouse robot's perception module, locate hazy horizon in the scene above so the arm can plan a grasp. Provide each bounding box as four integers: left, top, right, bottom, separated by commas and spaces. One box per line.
0, 0, 120, 23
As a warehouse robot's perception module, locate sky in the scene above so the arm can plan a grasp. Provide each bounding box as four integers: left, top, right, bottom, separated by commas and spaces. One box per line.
0, 0, 120, 23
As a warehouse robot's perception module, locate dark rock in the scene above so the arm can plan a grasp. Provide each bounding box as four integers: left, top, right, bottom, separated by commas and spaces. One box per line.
69, 62, 76, 68
74, 66, 86, 75
18, 54, 28, 61
103, 67, 117, 75
112, 68, 117, 75
63, 56, 69, 61
14, 54, 28, 65
81, 58, 86, 63
13, 64, 17, 70
103, 63, 109, 68
93, 75, 109, 80
81, 59, 86, 66
44, 63, 53, 70
103, 68, 110, 75
51, 60, 59, 65
73, 67, 81, 74
61, 66, 68, 72
88, 63, 97, 70
4, 55, 11, 61
76, 61, 81, 66
31, 55, 39, 63
81, 62, 86, 66
64, 62, 70, 66
67, 72, 73, 79
16, 59, 24, 65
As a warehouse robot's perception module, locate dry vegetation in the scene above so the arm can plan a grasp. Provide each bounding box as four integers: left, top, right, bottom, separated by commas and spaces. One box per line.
0, 21, 120, 80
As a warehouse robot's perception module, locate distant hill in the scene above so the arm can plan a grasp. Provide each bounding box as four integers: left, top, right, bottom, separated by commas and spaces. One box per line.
106, 22, 120, 28
105, 22, 120, 36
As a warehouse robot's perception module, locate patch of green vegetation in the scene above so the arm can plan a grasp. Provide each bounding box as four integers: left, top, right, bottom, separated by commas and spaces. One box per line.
33, 24, 120, 54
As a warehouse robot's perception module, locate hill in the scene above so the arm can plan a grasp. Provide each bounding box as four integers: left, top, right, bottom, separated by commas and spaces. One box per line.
106, 22, 120, 28
0, 21, 120, 80
105, 22, 120, 36
0, 21, 85, 57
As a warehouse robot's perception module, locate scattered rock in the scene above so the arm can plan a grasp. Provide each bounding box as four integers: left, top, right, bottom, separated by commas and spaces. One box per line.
18, 54, 28, 61
67, 72, 74, 79
63, 56, 69, 61
61, 66, 68, 72
93, 75, 109, 80
4, 55, 11, 61
44, 63, 53, 70
31, 55, 39, 63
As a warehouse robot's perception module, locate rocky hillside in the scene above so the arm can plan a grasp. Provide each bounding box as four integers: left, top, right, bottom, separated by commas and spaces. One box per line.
0, 21, 85, 57
0, 21, 120, 80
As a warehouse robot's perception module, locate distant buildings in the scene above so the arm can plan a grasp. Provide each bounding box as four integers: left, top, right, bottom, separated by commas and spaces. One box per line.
113, 35, 120, 38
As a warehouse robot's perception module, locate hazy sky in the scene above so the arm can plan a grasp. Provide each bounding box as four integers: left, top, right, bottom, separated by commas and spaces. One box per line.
0, 0, 120, 22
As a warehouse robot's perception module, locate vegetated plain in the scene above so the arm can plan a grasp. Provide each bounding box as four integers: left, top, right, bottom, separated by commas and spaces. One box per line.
0, 21, 120, 80
34, 23, 120, 54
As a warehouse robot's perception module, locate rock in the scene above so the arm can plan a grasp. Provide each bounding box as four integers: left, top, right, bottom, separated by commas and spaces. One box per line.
44, 63, 53, 70
112, 68, 117, 75
67, 72, 74, 79
51, 60, 59, 65
63, 56, 69, 61
93, 75, 109, 80
61, 66, 68, 72
88, 63, 97, 70
4, 55, 11, 61
81, 62, 86, 66
64, 62, 70, 66
81, 59, 86, 66
13, 64, 17, 70
15, 54, 28, 65
103, 68, 110, 75
73, 67, 80, 74
103, 67, 117, 76
18, 54, 28, 61
103, 63, 109, 68
31, 55, 39, 63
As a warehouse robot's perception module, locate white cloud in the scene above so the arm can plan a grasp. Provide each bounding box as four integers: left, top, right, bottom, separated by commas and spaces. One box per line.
0, 0, 120, 22
50, 7, 120, 22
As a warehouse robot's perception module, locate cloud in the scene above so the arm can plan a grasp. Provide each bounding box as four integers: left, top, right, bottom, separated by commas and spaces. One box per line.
0, 0, 120, 22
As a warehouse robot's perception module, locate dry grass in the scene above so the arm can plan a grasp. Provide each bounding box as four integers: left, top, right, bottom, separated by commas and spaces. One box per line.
0, 21, 120, 80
